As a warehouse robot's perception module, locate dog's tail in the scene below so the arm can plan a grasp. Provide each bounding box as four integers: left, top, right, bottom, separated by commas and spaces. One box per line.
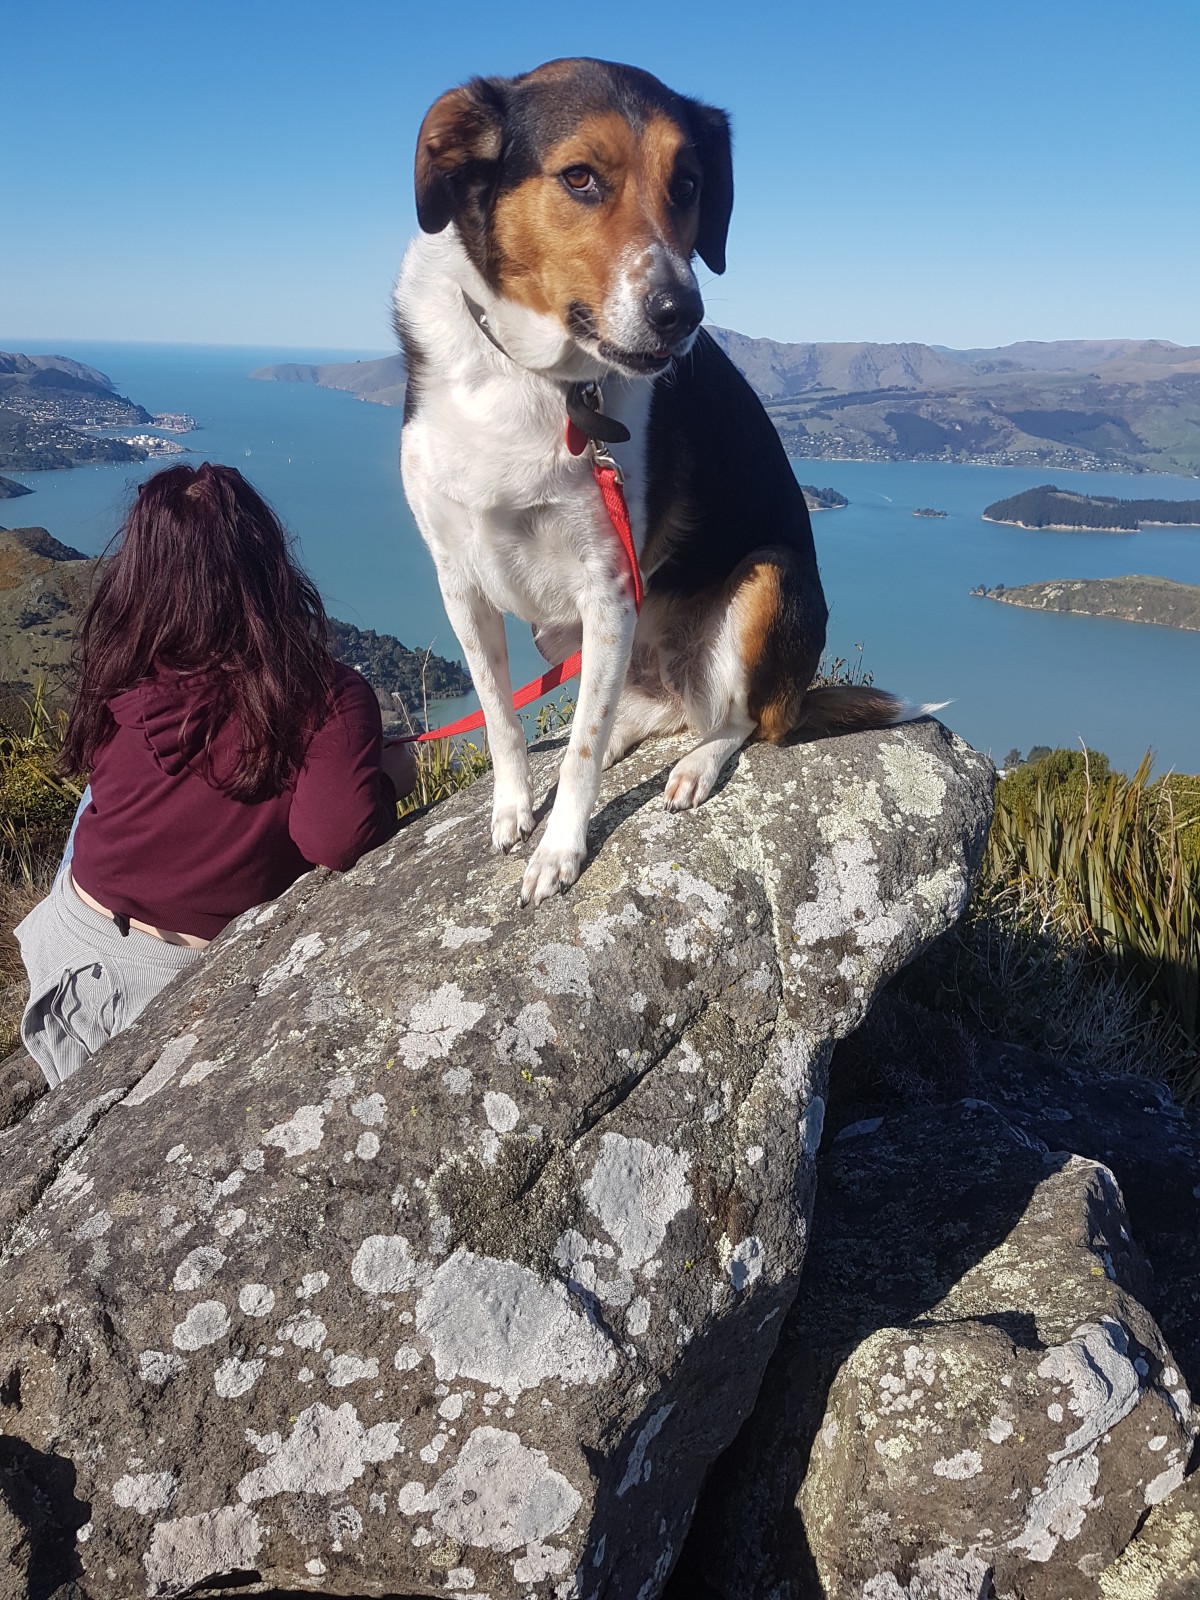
793, 685, 950, 738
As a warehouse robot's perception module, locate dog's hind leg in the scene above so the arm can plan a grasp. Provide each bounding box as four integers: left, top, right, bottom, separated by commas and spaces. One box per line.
661, 546, 826, 810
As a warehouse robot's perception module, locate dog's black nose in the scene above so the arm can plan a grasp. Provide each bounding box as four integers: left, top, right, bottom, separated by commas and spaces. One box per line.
644, 283, 703, 343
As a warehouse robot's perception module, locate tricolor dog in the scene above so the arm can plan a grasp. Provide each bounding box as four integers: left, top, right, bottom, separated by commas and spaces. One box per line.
396, 58, 928, 906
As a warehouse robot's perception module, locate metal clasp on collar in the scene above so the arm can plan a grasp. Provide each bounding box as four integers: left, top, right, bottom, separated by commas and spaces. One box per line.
586, 388, 625, 483
590, 437, 624, 485
565, 377, 632, 457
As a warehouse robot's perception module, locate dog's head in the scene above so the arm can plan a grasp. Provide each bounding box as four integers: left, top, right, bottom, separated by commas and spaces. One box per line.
413, 58, 733, 377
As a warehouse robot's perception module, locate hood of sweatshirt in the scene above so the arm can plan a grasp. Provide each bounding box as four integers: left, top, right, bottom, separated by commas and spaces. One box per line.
108, 667, 229, 778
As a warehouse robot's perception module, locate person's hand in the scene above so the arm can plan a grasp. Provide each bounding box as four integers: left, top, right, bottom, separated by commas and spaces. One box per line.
381, 738, 418, 801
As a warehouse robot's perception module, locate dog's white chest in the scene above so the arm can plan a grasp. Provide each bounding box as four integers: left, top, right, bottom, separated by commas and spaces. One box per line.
403, 385, 647, 628
395, 230, 652, 626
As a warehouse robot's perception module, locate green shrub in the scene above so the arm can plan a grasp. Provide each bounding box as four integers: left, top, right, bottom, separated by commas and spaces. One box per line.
1, 684, 82, 1056
995, 746, 1111, 813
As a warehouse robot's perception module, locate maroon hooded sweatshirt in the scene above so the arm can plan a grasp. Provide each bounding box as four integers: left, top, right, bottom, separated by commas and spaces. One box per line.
70, 661, 398, 940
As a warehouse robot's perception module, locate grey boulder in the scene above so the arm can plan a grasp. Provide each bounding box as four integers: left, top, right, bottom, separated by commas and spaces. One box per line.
0, 722, 990, 1600
680, 1097, 1196, 1600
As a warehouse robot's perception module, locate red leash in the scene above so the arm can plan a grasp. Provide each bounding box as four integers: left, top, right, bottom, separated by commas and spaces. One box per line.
398, 436, 641, 745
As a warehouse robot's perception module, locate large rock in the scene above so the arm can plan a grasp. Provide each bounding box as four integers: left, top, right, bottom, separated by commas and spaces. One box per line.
0, 722, 991, 1600
979, 1051, 1200, 1400
678, 1097, 1197, 1600
0, 1052, 43, 1135
1099, 1467, 1200, 1600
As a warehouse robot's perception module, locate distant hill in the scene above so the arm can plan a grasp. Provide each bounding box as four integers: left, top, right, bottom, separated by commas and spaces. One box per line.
979, 575, 1200, 632
327, 619, 470, 713
982, 484, 1200, 531
250, 333, 1200, 476
704, 333, 1200, 397
0, 351, 154, 473
0, 524, 469, 722
250, 355, 408, 408
713, 332, 1200, 476
0, 525, 95, 693
0, 474, 32, 500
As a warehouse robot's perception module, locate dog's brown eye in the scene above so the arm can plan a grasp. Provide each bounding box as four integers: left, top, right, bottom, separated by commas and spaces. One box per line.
672, 175, 699, 206
561, 165, 598, 197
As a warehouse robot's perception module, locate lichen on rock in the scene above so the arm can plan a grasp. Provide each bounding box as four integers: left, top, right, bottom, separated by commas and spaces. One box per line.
0, 722, 991, 1598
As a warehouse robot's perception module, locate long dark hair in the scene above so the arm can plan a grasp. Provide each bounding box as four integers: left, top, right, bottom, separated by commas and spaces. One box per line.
63, 462, 335, 801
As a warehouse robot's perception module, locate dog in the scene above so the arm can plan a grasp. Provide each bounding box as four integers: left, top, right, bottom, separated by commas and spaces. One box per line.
396, 58, 927, 907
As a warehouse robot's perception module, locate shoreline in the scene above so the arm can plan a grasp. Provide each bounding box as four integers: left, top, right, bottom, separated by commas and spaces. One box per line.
981, 514, 1200, 532
786, 452, 1199, 480
981, 515, 1136, 532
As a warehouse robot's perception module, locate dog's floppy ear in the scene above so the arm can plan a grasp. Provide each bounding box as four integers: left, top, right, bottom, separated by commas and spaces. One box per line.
414, 79, 506, 235
687, 101, 734, 274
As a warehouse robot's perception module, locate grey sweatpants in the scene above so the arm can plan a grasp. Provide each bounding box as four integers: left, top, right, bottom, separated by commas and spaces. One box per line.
15, 871, 203, 1089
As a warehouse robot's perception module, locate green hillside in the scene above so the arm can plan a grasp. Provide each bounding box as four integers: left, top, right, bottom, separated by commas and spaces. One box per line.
0, 525, 469, 721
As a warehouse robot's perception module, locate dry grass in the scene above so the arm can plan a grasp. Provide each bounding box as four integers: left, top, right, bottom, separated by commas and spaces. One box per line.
0, 685, 80, 1056
0, 872, 51, 1058
812, 643, 873, 688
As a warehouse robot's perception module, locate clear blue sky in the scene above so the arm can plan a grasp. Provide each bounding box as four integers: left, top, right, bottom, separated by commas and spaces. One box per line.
3, 0, 1197, 351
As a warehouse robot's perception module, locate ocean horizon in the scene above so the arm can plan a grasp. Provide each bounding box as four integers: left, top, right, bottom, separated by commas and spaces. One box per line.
5, 337, 1200, 775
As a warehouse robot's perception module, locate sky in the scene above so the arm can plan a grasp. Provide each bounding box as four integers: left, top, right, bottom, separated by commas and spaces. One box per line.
2, 0, 1198, 352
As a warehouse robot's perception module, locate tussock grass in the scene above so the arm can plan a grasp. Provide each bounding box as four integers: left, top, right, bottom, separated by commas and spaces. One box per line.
0, 682, 81, 886
813, 643, 873, 688
397, 736, 492, 818
904, 747, 1200, 1098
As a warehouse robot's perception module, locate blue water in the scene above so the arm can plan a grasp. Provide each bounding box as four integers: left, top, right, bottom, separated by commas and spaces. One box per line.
4, 339, 1200, 773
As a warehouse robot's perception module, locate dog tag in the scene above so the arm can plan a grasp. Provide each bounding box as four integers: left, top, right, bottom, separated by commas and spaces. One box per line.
565, 382, 632, 447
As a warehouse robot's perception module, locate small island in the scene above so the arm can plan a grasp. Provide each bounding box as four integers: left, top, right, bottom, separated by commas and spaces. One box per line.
913, 507, 947, 518
0, 474, 32, 500
801, 485, 848, 512
982, 484, 1200, 532
973, 574, 1200, 632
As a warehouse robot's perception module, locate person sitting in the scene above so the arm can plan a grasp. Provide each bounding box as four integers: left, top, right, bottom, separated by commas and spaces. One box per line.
15, 462, 415, 1089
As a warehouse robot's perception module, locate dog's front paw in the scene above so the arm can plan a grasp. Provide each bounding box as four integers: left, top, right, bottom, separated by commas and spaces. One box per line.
664, 754, 717, 811
519, 838, 585, 907
492, 795, 534, 853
